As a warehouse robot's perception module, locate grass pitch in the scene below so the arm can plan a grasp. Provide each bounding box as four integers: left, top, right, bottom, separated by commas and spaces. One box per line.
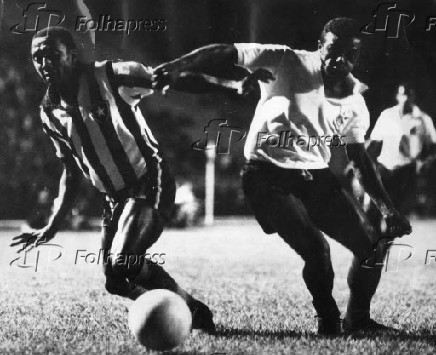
1, 218, 435, 354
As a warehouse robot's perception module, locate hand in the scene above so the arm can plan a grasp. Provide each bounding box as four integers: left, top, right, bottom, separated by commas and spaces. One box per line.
152, 68, 181, 95
240, 68, 275, 96
10, 226, 55, 253
154, 61, 177, 77
385, 211, 412, 237
415, 155, 436, 174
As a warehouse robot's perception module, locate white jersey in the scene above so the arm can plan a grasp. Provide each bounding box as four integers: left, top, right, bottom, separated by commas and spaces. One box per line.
370, 105, 436, 170
235, 43, 369, 169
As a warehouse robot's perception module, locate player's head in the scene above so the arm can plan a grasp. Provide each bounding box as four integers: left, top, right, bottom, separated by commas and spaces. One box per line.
396, 83, 416, 114
31, 26, 78, 86
396, 83, 415, 105
318, 17, 362, 79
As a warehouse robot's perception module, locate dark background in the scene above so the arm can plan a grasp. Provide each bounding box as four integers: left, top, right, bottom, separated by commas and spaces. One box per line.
1, 0, 436, 219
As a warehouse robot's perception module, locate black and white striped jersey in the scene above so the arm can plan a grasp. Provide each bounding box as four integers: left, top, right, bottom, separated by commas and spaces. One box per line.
40, 60, 164, 206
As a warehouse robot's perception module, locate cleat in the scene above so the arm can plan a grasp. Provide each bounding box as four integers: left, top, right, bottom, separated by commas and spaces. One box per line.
190, 301, 216, 334
343, 316, 393, 333
317, 316, 342, 336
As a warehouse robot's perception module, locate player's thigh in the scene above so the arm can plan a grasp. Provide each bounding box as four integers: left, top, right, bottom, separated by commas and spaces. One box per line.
271, 192, 332, 259
111, 199, 164, 257
242, 166, 329, 257
312, 186, 376, 261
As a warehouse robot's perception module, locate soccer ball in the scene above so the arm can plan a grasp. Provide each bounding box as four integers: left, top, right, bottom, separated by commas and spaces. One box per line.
128, 289, 192, 351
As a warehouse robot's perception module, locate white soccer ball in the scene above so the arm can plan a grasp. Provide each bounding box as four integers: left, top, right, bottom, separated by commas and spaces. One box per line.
128, 289, 192, 351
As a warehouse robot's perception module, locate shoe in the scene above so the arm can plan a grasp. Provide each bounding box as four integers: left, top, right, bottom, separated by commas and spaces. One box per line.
317, 316, 342, 336
343, 316, 392, 333
190, 300, 216, 334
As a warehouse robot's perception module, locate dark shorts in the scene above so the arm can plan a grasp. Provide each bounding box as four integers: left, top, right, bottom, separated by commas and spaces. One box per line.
102, 160, 176, 228
241, 160, 343, 234
377, 162, 417, 213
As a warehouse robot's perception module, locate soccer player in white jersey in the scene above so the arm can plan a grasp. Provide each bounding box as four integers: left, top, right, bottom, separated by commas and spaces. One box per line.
366, 84, 436, 233
7, 26, 255, 334
154, 18, 412, 334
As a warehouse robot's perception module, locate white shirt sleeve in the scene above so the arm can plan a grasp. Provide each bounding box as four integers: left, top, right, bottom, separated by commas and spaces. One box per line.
422, 114, 436, 145
234, 43, 290, 70
339, 94, 370, 144
370, 110, 389, 141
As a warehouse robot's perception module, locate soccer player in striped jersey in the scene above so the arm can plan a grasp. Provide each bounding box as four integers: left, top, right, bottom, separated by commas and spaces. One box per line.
8, 26, 265, 334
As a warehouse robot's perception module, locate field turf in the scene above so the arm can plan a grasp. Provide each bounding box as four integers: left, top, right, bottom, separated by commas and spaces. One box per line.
1, 218, 435, 354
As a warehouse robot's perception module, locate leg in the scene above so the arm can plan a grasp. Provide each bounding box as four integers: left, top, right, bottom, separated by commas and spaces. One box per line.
106, 198, 216, 332
365, 163, 415, 235
107, 199, 192, 302
308, 173, 389, 328
101, 201, 135, 298
242, 166, 340, 325
270, 194, 340, 320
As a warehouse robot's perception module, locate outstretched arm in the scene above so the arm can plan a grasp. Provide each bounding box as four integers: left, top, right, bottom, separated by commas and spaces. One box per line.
10, 157, 81, 252
346, 143, 411, 236
154, 44, 238, 74
153, 68, 274, 97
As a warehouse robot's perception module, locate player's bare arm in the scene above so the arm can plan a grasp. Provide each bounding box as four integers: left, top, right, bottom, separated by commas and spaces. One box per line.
154, 44, 238, 75
346, 142, 411, 236
10, 157, 80, 252
152, 67, 274, 97
112, 60, 272, 99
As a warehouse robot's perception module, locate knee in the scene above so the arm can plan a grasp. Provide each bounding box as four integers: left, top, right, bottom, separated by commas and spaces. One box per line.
302, 237, 331, 262
359, 235, 393, 268
119, 200, 156, 235
109, 253, 145, 280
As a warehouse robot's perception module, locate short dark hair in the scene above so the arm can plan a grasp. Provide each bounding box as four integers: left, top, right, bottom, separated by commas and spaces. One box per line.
32, 26, 76, 50
397, 83, 416, 98
320, 17, 361, 43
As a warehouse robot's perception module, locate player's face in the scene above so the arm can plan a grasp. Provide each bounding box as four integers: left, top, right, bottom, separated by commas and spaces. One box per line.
319, 32, 361, 79
31, 37, 76, 86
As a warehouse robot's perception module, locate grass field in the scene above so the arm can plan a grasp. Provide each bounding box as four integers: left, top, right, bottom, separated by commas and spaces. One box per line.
1, 218, 435, 354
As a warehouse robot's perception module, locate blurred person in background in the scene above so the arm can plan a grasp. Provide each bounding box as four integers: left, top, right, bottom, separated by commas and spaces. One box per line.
366, 83, 436, 233
172, 181, 200, 227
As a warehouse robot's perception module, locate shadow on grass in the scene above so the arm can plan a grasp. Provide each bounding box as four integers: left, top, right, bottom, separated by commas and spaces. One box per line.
215, 327, 436, 344
215, 327, 307, 339
344, 329, 436, 345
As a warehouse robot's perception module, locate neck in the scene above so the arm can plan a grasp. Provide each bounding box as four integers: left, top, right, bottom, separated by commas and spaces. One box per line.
57, 64, 81, 105
399, 102, 414, 117
323, 72, 350, 99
